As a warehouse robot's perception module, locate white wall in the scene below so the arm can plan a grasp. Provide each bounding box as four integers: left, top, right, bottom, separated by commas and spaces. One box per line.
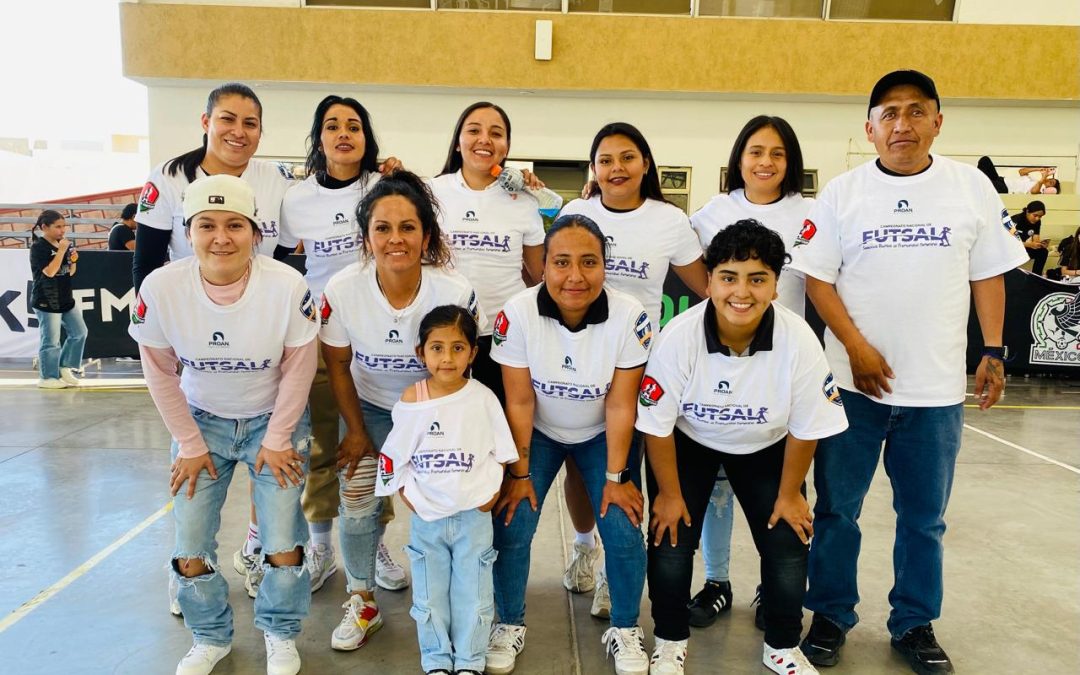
956, 0, 1080, 26
147, 85, 1080, 212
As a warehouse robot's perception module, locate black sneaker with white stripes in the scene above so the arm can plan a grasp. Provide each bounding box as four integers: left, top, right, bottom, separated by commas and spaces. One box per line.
687, 579, 732, 628
890, 624, 955, 674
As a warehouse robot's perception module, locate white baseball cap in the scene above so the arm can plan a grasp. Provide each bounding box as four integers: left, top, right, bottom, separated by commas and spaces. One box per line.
182, 174, 258, 223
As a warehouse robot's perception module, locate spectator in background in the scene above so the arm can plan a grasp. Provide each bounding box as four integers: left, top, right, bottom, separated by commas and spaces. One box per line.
1012, 200, 1050, 276
29, 210, 87, 389
109, 203, 138, 251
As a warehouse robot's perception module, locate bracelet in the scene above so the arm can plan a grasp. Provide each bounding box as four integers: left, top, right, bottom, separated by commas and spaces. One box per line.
982, 346, 1008, 360
506, 469, 531, 481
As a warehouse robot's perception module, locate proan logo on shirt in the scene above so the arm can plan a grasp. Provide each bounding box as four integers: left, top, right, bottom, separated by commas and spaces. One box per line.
208, 331, 230, 347
893, 199, 914, 214
385, 329, 404, 344
463, 210, 479, 222
332, 212, 350, 227
713, 380, 733, 395
561, 355, 576, 372
427, 421, 446, 437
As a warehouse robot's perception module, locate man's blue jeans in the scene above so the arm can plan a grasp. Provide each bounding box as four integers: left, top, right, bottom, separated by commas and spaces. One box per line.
493, 429, 646, 629
34, 307, 86, 379
805, 388, 963, 639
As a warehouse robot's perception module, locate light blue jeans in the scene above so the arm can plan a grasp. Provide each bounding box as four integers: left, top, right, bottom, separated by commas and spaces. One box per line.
34, 307, 87, 379
337, 400, 393, 592
805, 389, 964, 639
172, 406, 313, 646
493, 429, 646, 629
701, 469, 735, 582
406, 509, 497, 673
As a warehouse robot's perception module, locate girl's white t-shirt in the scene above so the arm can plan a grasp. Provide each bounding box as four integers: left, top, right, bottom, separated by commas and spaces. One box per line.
375, 379, 518, 521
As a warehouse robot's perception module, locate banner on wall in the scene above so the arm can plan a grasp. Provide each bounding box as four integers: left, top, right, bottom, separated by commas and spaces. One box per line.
0, 249, 39, 358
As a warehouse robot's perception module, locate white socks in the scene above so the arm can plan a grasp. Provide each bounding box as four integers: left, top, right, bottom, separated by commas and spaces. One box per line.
575, 529, 598, 550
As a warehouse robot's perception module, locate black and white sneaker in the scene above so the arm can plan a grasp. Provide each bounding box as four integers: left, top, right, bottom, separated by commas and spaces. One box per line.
890, 624, 954, 674
601, 626, 649, 675
687, 579, 732, 627
799, 614, 845, 667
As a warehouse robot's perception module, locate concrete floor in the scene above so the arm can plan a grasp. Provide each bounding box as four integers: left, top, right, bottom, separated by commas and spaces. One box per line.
1, 364, 1077, 675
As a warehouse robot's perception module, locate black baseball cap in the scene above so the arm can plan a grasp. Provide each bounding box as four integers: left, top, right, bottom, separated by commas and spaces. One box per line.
868, 70, 940, 117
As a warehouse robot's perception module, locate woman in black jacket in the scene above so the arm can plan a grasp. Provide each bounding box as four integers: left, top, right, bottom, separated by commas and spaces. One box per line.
29, 210, 87, 388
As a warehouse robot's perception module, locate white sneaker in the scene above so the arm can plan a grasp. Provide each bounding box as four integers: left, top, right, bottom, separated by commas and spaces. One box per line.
590, 569, 611, 619
175, 642, 231, 675
307, 543, 337, 592
602, 626, 649, 675
375, 540, 408, 590
485, 623, 527, 675
649, 637, 687, 675
59, 367, 81, 386
764, 642, 819, 674
233, 549, 262, 599
37, 378, 68, 389
563, 538, 600, 593
331, 595, 383, 651
168, 575, 182, 617
265, 633, 301, 675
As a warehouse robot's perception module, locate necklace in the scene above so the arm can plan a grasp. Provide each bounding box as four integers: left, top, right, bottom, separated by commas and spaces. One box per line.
375, 270, 422, 323
199, 262, 252, 302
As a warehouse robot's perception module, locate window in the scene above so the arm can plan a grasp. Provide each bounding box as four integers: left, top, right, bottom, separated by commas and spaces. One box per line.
569, 0, 691, 15
436, 0, 560, 10
306, 0, 431, 9
698, 0, 823, 18
659, 166, 691, 213
828, 0, 955, 21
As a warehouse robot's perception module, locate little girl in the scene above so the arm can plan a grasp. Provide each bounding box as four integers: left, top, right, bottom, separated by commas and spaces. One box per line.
375, 305, 518, 675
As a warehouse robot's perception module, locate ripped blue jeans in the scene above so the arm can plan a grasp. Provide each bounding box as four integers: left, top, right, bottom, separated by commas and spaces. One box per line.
171, 406, 312, 646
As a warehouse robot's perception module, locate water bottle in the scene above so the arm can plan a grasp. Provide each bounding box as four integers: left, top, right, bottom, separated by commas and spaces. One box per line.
490, 165, 564, 219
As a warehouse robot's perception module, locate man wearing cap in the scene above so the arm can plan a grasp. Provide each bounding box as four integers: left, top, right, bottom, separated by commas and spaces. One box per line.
788, 71, 1026, 674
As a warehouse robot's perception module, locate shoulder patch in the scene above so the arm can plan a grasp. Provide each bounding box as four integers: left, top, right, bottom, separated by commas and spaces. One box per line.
794, 219, 817, 247
492, 310, 509, 346
300, 290, 316, 322
131, 293, 147, 325
634, 311, 652, 350
138, 181, 160, 213
822, 373, 843, 406
378, 453, 394, 487
639, 375, 665, 407
320, 296, 333, 326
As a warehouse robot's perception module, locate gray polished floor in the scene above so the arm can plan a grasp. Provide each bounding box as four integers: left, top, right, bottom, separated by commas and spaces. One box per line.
1, 366, 1077, 674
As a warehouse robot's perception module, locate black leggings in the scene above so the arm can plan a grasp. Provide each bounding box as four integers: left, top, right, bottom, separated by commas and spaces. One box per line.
470, 335, 505, 403
646, 430, 809, 648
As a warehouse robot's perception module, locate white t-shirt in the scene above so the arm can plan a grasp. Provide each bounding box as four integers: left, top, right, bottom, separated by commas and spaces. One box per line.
690, 190, 811, 317
128, 256, 318, 418
490, 284, 652, 444
430, 171, 546, 336
279, 172, 377, 298
560, 196, 702, 331
636, 301, 848, 454
136, 158, 292, 260
787, 156, 1028, 406
375, 379, 518, 521
319, 262, 484, 410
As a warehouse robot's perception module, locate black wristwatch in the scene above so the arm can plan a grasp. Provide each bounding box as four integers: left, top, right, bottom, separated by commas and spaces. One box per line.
605, 468, 631, 484
982, 346, 1008, 360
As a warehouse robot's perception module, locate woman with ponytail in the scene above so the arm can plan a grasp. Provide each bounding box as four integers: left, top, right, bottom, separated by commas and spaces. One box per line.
132, 82, 292, 292
29, 210, 87, 389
